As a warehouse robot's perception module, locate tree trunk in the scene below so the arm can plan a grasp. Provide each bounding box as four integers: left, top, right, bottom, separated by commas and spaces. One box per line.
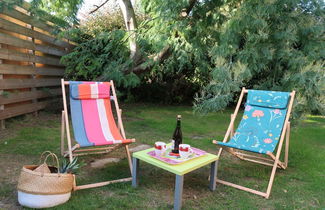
118, 0, 140, 61
117, 0, 198, 75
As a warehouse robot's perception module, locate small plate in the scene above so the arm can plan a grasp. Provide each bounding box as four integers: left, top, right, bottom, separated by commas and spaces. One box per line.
147, 147, 206, 165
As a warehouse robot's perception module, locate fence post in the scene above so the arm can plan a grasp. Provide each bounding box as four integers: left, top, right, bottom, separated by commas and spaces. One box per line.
26, 20, 38, 117
0, 43, 4, 129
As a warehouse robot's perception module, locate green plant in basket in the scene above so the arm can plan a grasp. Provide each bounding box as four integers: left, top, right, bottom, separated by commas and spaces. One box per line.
59, 157, 83, 174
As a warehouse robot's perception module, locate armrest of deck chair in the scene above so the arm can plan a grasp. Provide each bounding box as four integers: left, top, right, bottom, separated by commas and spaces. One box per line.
212, 140, 237, 156
128, 138, 136, 143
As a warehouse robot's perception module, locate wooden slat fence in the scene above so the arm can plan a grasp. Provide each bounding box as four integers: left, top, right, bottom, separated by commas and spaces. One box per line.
0, 2, 74, 128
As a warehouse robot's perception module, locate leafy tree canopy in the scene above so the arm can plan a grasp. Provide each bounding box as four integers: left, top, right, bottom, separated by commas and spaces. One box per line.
62, 0, 236, 102
0, 0, 81, 27
30, 0, 83, 24
193, 0, 325, 119
19, 0, 324, 118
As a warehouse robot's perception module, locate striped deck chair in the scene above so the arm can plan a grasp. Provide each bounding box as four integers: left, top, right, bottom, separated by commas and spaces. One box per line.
60, 79, 135, 190
213, 88, 295, 198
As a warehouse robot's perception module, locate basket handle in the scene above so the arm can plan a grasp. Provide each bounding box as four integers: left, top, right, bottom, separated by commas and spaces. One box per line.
39, 151, 54, 164
39, 151, 61, 176
44, 153, 60, 170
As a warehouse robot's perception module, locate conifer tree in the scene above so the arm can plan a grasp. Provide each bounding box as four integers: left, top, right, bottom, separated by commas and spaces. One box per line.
194, 0, 325, 118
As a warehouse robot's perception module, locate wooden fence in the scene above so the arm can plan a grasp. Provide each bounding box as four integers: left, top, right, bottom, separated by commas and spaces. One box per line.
0, 2, 74, 128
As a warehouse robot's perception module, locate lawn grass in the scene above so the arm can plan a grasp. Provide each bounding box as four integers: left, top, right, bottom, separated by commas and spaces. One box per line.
0, 103, 324, 209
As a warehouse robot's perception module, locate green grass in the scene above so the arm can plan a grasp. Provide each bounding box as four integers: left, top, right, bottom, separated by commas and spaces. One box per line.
0, 104, 324, 209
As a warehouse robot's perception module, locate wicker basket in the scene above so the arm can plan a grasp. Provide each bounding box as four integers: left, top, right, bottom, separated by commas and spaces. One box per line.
18, 165, 74, 195
17, 152, 74, 208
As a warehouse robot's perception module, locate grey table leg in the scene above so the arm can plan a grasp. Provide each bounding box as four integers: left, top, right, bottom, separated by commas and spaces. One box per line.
209, 160, 218, 191
174, 175, 184, 210
132, 157, 139, 187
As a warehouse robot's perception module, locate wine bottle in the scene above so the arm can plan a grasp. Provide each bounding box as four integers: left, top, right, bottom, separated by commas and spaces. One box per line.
172, 115, 182, 154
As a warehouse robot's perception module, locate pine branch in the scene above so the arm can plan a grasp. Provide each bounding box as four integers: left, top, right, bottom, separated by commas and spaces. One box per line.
89, 0, 110, 14
126, 45, 171, 75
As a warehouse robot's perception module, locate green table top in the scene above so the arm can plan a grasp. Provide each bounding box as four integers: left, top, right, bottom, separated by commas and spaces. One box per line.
132, 147, 218, 176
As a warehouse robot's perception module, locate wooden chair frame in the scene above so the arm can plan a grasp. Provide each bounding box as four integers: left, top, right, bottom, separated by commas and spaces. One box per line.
213, 87, 295, 198
60, 79, 134, 190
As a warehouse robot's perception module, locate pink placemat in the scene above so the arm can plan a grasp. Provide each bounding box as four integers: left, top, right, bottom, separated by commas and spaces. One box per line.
147, 147, 207, 165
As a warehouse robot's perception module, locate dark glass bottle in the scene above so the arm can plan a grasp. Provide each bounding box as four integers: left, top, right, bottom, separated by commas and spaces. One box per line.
172, 115, 182, 154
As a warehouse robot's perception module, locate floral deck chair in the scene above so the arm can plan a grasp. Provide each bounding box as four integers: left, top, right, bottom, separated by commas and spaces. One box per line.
213, 88, 295, 198
60, 79, 135, 190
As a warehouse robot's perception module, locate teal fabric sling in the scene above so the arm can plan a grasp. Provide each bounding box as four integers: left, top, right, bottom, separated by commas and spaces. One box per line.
218, 90, 291, 154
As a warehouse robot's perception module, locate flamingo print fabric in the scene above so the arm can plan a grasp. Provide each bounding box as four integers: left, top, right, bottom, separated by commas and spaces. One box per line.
218, 90, 291, 154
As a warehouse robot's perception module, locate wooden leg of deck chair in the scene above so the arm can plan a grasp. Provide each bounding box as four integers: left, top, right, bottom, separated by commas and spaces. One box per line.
230, 114, 234, 138
220, 147, 281, 168
215, 143, 235, 157
66, 121, 73, 162
74, 144, 119, 153
61, 79, 73, 162
235, 152, 274, 162
216, 88, 247, 158
266, 91, 295, 198
216, 144, 243, 160
73, 151, 110, 156
217, 147, 223, 157
124, 144, 133, 175
241, 157, 281, 168
111, 81, 127, 139
72, 144, 134, 191
61, 111, 65, 156
74, 177, 133, 190
267, 152, 286, 169
285, 122, 290, 168
265, 159, 279, 199
118, 109, 122, 131
72, 175, 77, 191
215, 148, 269, 198
63, 144, 80, 157
65, 144, 119, 157
216, 179, 267, 197
265, 122, 289, 198
216, 147, 284, 198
